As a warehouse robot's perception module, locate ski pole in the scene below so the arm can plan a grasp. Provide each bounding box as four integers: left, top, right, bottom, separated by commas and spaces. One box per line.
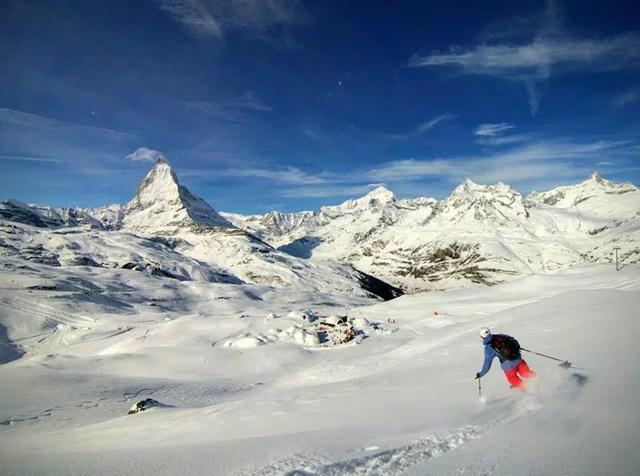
521, 347, 581, 369
478, 376, 482, 399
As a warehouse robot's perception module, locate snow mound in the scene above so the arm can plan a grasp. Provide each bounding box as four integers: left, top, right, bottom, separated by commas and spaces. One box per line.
222, 334, 269, 349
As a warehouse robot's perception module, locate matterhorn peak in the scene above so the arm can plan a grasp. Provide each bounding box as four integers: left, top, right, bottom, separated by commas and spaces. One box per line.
129, 158, 181, 209
124, 158, 233, 234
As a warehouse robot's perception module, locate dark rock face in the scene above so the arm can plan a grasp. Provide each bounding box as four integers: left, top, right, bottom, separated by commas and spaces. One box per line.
120, 261, 186, 281
128, 398, 161, 415
354, 268, 403, 301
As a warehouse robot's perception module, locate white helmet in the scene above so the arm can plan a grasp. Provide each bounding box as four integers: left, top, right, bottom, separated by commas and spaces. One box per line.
480, 327, 491, 339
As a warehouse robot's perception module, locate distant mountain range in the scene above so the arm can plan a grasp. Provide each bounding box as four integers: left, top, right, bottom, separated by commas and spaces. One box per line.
0, 159, 402, 300
1, 158, 638, 294
222, 171, 639, 291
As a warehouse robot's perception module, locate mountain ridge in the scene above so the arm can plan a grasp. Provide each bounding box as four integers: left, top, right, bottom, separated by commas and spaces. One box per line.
1, 162, 638, 293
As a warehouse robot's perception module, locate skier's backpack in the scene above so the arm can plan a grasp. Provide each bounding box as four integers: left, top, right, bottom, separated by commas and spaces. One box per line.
490, 334, 521, 360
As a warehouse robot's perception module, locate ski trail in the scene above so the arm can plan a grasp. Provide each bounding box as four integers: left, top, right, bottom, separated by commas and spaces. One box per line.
303, 426, 480, 476
252, 392, 548, 476
253, 426, 481, 476
8, 294, 95, 325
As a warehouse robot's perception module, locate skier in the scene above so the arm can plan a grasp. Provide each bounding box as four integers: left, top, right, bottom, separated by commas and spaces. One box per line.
475, 327, 536, 390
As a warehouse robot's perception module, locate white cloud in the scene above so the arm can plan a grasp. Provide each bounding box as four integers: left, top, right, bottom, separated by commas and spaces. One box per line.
0, 154, 67, 163
127, 147, 165, 163
476, 134, 531, 146
474, 123, 515, 137
185, 92, 272, 122
382, 113, 456, 140
281, 184, 384, 199
362, 139, 638, 186
365, 159, 456, 182
203, 134, 637, 201
0, 108, 133, 140
410, 30, 640, 114
156, 0, 302, 40
410, 35, 640, 73
219, 166, 328, 185
157, 0, 222, 37
0, 108, 136, 176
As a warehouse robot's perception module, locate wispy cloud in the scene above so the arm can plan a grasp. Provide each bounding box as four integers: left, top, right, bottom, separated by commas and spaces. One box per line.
409, 3, 640, 114
127, 147, 165, 162
0, 108, 137, 176
410, 34, 640, 75
156, 0, 303, 42
476, 134, 531, 146
221, 135, 638, 199
0, 154, 68, 163
611, 88, 640, 108
0, 108, 134, 140
187, 166, 329, 185
382, 113, 456, 140
474, 123, 515, 137
473, 123, 530, 146
157, 0, 223, 37
185, 92, 272, 122
281, 184, 385, 199
363, 139, 637, 186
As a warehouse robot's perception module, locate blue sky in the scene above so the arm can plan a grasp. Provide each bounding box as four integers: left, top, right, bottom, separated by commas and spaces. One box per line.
1, 0, 639, 214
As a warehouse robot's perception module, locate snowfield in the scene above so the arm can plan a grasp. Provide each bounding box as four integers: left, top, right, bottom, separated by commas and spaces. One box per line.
1, 263, 639, 475
1, 161, 638, 474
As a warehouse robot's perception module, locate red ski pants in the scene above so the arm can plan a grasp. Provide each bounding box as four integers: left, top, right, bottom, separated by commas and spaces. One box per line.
503, 359, 536, 390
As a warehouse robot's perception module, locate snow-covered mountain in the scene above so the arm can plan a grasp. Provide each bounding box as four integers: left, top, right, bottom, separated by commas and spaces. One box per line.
0, 159, 401, 300
123, 158, 234, 234
222, 173, 639, 291
528, 172, 637, 209
0, 199, 104, 230
1, 160, 637, 293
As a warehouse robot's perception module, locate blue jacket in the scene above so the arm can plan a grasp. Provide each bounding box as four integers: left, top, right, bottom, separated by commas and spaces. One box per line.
478, 334, 521, 377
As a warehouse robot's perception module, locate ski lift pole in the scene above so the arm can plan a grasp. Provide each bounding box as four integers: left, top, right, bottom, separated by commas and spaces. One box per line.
520, 347, 577, 369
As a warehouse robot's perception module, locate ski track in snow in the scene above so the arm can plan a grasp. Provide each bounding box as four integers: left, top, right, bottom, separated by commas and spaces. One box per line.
0, 406, 62, 427
253, 388, 552, 476
254, 426, 481, 476
1, 294, 94, 326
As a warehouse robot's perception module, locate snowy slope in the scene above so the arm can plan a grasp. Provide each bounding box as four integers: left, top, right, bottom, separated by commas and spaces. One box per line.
0, 263, 638, 475
0, 220, 240, 282
223, 174, 639, 291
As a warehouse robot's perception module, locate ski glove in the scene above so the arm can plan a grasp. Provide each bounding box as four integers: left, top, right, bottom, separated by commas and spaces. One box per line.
475, 372, 481, 380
